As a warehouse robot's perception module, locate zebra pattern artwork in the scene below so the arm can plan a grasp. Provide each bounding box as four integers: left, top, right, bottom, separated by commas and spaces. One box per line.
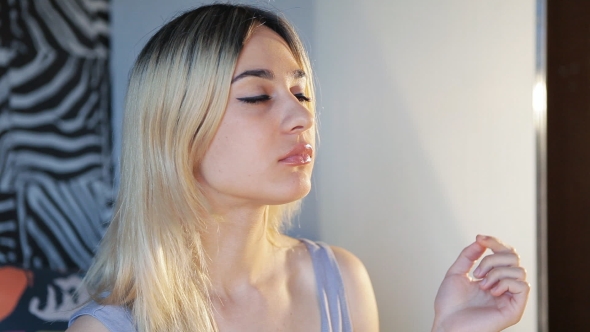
0, 0, 112, 270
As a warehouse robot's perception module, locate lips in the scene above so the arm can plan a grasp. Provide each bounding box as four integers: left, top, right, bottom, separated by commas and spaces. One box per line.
279, 143, 313, 165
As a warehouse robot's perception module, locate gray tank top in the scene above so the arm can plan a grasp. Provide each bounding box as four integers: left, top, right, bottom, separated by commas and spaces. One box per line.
69, 239, 352, 332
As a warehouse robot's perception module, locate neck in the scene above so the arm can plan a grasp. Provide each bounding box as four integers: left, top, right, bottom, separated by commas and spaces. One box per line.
201, 206, 281, 295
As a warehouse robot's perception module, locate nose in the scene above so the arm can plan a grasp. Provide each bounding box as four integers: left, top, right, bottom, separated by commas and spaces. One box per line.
282, 96, 314, 134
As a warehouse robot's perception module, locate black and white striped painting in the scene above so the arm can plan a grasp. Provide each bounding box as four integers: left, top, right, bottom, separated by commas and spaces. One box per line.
0, 0, 112, 270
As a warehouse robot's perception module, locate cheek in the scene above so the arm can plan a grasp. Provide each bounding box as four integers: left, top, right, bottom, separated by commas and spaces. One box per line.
198, 120, 270, 185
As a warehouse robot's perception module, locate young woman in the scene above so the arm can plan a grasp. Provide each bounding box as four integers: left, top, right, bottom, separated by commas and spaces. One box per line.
67, 4, 529, 332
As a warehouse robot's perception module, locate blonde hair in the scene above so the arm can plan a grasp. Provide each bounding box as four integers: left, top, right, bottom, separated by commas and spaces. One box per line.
82, 4, 315, 332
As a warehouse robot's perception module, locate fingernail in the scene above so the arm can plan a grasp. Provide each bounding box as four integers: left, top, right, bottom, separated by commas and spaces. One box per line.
474, 267, 481, 276
480, 278, 487, 287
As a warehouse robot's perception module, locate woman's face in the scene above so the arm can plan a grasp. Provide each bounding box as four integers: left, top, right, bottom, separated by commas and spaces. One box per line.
198, 26, 315, 211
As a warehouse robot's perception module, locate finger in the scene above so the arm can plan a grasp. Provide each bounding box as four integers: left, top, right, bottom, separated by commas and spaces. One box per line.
476, 235, 515, 254
490, 278, 531, 299
479, 266, 527, 290
473, 252, 521, 278
446, 241, 487, 276
490, 279, 531, 325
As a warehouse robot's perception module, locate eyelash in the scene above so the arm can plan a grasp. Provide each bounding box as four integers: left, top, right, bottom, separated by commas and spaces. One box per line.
237, 94, 311, 104
295, 94, 311, 102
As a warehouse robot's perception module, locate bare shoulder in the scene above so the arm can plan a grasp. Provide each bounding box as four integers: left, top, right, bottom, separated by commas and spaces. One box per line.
330, 245, 380, 332
66, 315, 110, 332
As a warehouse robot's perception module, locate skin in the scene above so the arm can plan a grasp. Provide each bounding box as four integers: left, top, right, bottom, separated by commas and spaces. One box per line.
68, 26, 528, 332
196, 26, 378, 332
432, 235, 530, 332
196, 27, 315, 210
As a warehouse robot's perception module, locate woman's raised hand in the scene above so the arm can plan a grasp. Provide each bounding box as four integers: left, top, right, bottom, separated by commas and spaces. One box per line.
431, 235, 530, 332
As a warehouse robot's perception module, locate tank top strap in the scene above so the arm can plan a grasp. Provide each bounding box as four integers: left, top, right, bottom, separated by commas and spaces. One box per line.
300, 238, 353, 332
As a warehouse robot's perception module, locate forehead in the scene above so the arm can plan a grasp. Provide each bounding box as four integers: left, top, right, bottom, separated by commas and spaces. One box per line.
234, 26, 300, 73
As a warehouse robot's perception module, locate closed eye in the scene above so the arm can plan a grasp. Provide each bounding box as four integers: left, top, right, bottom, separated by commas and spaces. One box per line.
294, 93, 311, 103
237, 95, 271, 104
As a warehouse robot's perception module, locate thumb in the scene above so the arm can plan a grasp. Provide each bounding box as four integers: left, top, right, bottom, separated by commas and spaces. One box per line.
445, 240, 486, 277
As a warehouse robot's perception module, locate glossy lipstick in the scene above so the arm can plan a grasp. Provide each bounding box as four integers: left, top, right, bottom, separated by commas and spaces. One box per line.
279, 143, 313, 165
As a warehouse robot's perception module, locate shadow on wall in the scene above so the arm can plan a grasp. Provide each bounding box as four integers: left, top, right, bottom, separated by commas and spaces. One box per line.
314, 42, 465, 332
312, 2, 498, 330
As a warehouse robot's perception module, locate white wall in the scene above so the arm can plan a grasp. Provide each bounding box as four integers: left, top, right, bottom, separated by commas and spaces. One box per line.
312, 1, 537, 331
112, 1, 537, 331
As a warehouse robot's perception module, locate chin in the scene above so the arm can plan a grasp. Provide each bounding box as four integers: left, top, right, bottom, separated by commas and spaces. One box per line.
291, 177, 312, 198
268, 182, 312, 205
292, 184, 312, 201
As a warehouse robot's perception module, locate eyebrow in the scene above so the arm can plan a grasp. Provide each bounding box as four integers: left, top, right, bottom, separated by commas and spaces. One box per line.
231, 69, 306, 84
